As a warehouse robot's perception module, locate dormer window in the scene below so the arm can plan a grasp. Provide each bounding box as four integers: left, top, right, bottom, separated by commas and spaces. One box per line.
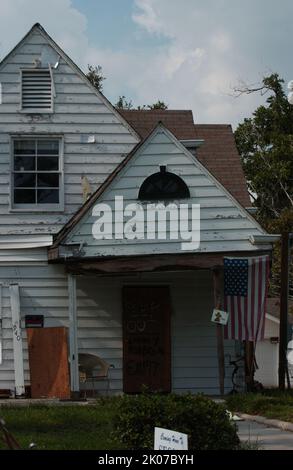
21, 69, 53, 112
138, 167, 190, 200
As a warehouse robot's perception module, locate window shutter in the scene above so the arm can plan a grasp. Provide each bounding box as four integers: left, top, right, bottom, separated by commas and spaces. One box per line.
21, 70, 52, 111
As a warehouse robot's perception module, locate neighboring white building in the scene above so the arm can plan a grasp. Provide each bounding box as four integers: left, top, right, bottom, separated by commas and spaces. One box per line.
0, 24, 277, 398
255, 298, 293, 388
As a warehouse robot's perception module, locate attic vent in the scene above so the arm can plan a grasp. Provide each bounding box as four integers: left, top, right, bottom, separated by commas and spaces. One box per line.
21, 69, 52, 112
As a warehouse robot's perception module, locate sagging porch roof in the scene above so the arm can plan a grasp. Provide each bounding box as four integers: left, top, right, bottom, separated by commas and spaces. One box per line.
60, 251, 272, 275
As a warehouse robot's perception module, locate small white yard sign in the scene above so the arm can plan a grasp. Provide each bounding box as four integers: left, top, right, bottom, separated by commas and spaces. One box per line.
211, 308, 229, 325
154, 427, 188, 450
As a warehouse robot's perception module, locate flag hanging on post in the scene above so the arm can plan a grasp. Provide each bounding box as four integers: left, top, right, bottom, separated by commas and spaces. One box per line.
223, 255, 270, 341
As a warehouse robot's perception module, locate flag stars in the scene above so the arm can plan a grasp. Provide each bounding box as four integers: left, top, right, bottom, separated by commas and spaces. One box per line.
224, 258, 248, 296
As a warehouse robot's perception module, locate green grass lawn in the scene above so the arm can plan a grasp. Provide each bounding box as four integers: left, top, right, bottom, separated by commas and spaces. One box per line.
0, 399, 125, 450
226, 390, 293, 422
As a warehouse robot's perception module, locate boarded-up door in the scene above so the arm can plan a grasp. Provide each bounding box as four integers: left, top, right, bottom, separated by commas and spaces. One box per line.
27, 327, 71, 399
123, 286, 171, 393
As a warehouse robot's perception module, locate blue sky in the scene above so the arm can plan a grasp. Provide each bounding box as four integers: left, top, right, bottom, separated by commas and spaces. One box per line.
0, 0, 293, 128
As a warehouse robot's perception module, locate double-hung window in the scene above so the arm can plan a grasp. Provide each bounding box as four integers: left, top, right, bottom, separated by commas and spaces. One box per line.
12, 138, 63, 210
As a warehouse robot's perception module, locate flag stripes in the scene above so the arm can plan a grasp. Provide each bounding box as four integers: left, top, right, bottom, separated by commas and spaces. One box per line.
223, 255, 270, 341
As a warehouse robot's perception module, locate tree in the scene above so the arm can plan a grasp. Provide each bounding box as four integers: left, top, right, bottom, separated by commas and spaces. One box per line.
147, 100, 168, 110
235, 74, 293, 222
115, 97, 169, 111
86, 65, 106, 92
234, 73, 293, 296
137, 100, 169, 110
115, 95, 133, 110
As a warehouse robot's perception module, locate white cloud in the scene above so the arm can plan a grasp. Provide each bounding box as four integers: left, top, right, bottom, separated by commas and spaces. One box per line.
132, 0, 163, 35
128, 0, 293, 126
0, 0, 88, 65
0, 0, 292, 127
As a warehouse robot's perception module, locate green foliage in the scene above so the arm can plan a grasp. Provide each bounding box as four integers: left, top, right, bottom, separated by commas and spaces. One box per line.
235, 73, 293, 222
146, 100, 168, 110
265, 209, 293, 297
235, 73, 293, 295
112, 392, 240, 450
137, 100, 169, 110
226, 391, 293, 422
86, 65, 106, 92
0, 401, 122, 450
115, 95, 133, 110
115, 98, 168, 111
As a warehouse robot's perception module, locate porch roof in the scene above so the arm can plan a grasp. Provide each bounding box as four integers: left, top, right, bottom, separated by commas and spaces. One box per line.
53, 250, 272, 275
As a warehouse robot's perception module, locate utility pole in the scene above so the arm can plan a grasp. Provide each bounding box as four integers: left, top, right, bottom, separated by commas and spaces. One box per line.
278, 232, 289, 390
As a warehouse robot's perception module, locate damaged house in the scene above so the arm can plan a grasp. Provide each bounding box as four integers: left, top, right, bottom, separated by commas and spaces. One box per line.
0, 24, 276, 398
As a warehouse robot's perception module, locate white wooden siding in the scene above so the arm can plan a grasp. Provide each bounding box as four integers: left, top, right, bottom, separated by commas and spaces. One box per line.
0, 29, 138, 235
64, 126, 265, 256
0, 259, 68, 391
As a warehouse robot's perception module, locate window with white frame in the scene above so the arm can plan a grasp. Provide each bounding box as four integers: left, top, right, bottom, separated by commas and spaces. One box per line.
12, 138, 63, 210
21, 69, 53, 112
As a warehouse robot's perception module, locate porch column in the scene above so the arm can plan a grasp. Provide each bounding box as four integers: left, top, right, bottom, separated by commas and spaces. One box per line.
68, 274, 79, 394
212, 268, 225, 396
10, 284, 25, 397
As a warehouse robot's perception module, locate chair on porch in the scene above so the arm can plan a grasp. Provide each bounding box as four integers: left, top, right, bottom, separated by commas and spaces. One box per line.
78, 353, 114, 397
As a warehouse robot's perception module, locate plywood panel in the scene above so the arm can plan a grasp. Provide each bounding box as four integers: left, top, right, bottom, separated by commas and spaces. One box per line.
27, 327, 70, 399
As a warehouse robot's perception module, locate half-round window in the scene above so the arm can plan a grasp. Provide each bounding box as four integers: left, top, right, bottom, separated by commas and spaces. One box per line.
138, 167, 190, 200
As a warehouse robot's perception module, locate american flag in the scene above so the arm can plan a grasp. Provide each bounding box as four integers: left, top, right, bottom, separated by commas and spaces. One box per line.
223, 255, 270, 341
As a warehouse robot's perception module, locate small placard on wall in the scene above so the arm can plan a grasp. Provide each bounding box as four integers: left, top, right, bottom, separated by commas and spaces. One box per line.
25, 315, 44, 328
211, 309, 229, 325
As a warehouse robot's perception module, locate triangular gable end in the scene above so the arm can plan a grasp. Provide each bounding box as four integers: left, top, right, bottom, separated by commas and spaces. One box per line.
51, 123, 271, 259
0, 23, 139, 141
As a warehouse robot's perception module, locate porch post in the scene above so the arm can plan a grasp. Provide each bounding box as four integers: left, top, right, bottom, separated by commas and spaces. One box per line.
212, 268, 225, 396
68, 274, 79, 395
10, 284, 25, 397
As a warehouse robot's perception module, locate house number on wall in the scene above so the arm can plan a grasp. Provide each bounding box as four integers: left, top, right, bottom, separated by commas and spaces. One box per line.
13, 322, 21, 341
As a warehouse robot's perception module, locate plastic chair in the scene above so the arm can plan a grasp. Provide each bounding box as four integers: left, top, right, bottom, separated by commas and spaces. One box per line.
78, 353, 114, 397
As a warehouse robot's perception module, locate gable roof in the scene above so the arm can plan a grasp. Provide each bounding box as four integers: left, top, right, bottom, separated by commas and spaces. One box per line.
119, 110, 251, 207
0, 23, 139, 141
49, 122, 266, 257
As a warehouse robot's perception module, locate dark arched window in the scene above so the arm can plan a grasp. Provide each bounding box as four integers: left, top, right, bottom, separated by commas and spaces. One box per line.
138, 166, 190, 200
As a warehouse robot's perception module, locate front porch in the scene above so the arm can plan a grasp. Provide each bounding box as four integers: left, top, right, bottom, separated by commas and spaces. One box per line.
67, 265, 237, 396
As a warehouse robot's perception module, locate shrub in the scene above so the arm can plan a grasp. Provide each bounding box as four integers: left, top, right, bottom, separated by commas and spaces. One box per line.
112, 392, 240, 450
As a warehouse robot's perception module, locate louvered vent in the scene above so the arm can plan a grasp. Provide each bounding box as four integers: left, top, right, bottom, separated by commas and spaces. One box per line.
21, 69, 52, 111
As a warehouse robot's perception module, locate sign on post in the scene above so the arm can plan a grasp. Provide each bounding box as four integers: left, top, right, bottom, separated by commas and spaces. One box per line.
154, 427, 188, 450
211, 308, 229, 325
